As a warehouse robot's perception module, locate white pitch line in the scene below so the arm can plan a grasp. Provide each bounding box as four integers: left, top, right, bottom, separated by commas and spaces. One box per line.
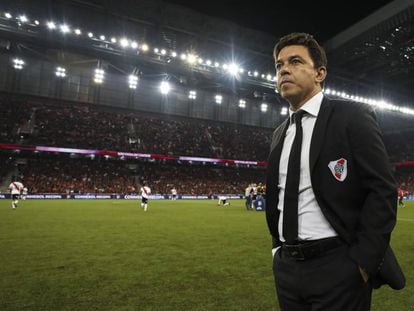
397, 218, 414, 222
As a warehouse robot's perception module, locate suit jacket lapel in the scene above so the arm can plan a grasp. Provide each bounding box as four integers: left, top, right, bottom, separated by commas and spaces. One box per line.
310, 97, 333, 173
266, 119, 289, 238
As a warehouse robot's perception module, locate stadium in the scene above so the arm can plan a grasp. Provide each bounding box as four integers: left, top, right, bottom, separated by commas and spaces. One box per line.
0, 0, 413, 310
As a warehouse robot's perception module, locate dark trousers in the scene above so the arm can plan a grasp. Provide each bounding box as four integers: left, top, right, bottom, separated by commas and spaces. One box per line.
273, 244, 373, 311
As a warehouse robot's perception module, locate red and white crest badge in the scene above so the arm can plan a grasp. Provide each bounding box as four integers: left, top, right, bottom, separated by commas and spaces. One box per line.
328, 158, 347, 182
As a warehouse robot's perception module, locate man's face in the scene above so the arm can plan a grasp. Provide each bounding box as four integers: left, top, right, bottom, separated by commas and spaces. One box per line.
275, 45, 321, 105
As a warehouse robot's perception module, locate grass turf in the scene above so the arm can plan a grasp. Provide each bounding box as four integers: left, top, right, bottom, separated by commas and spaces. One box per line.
0, 199, 413, 310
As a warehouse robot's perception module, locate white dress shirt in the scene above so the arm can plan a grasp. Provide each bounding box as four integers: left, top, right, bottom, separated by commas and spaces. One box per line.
277, 92, 337, 243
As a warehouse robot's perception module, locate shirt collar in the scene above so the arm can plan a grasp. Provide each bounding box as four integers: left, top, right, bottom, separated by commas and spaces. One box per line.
288, 92, 323, 122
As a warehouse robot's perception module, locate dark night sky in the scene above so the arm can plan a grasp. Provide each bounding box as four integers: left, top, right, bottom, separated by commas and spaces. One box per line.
163, 0, 394, 42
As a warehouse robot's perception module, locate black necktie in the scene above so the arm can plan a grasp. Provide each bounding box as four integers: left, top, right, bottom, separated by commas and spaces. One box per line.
283, 110, 306, 244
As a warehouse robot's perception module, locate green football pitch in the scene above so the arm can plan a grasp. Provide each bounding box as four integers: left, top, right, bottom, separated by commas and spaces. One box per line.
0, 199, 413, 310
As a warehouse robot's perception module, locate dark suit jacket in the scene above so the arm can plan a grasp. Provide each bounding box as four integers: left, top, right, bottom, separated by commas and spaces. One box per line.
266, 96, 405, 290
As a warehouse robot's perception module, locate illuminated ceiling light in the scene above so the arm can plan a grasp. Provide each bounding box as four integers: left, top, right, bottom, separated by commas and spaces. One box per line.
99, 35, 106, 41
110, 37, 117, 43
141, 44, 149, 51
13, 58, 25, 70
120, 38, 129, 48
19, 15, 28, 23
171, 51, 177, 57
228, 63, 239, 75
131, 41, 138, 49
260, 103, 268, 112
161, 49, 167, 55
215, 94, 223, 104
47, 21, 56, 29
281, 107, 288, 115
159, 81, 171, 95
88, 32, 93, 38
187, 54, 197, 64
55, 66, 66, 78
188, 90, 197, 100
4, 12, 12, 19
128, 74, 138, 89
60, 24, 70, 33
94, 68, 105, 84
74, 28, 82, 35
238, 99, 246, 108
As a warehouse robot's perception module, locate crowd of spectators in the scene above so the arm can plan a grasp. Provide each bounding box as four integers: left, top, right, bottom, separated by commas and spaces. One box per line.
0, 98, 272, 161
16, 156, 265, 195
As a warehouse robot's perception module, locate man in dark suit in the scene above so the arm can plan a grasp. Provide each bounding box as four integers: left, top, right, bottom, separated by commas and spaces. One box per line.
266, 33, 404, 310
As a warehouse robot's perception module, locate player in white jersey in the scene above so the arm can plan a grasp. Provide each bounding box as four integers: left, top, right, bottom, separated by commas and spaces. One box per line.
9, 179, 24, 209
217, 195, 230, 206
140, 182, 151, 211
22, 187, 28, 200
171, 187, 177, 200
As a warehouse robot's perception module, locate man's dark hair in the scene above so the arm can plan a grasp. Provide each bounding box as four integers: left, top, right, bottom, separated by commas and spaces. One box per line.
273, 32, 327, 69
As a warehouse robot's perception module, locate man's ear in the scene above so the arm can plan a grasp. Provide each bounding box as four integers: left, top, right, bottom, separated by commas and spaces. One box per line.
316, 66, 327, 84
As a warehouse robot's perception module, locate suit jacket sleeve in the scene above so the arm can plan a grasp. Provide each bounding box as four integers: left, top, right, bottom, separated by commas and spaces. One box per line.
347, 104, 397, 276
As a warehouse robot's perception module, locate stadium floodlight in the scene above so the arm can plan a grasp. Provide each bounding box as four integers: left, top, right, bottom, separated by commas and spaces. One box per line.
198, 58, 203, 64
222, 63, 228, 70
159, 81, 171, 95
214, 62, 220, 67
55, 66, 66, 78
4, 12, 12, 19
56, 67, 66, 77
47, 21, 56, 29
171, 51, 177, 57
239, 99, 246, 108
180, 53, 187, 60
60, 24, 70, 33
253, 71, 259, 77
94, 68, 104, 84
239, 68, 245, 74
34, 20, 40, 25
228, 63, 239, 75
281, 107, 288, 115
74, 28, 81, 35
120, 38, 129, 48
206, 60, 212, 66
187, 54, 197, 64
161, 49, 167, 55
19, 15, 28, 23
188, 90, 197, 100
110, 37, 117, 43
324, 88, 331, 95
261, 74, 265, 79
154, 48, 159, 53
141, 44, 149, 52
99, 35, 106, 41
261, 103, 268, 112
87, 32, 93, 38
131, 41, 138, 49
215, 94, 223, 104
128, 74, 138, 89
266, 74, 272, 81
13, 58, 25, 70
